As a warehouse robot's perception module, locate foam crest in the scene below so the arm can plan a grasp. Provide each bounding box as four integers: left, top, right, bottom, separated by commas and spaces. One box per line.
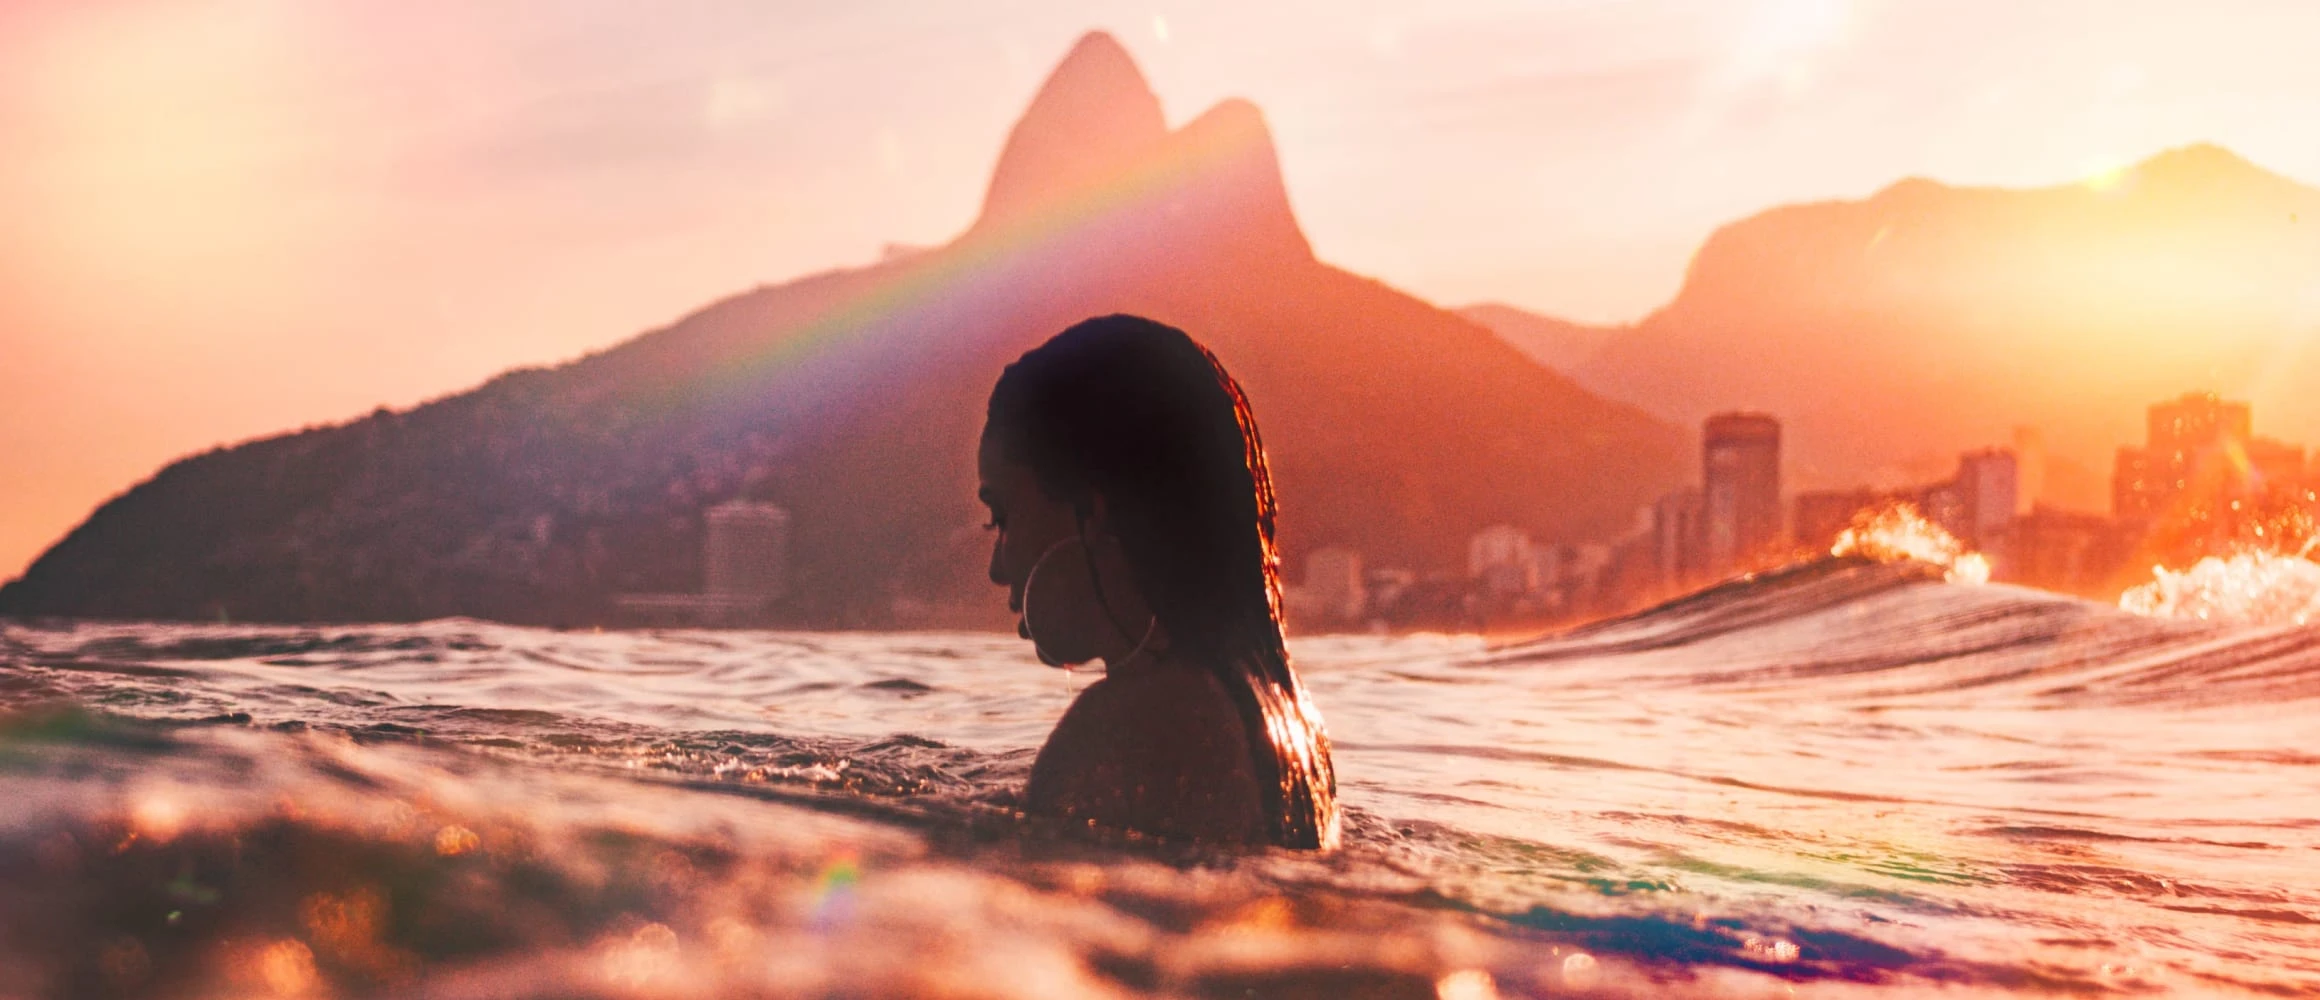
1830, 502, 1990, 584
2119, 546, 2320, 625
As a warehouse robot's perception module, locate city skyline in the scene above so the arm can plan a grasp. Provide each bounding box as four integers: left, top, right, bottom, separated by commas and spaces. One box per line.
5, 10, 2317, 992
8, 2, 2320, 583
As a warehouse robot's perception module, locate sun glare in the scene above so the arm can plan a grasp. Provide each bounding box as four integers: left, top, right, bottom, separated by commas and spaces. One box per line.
1727, 0, 1852, 82
2080, 155, 2132, 193
1756, 0, 1850, 53
1691, 0, 1855, 116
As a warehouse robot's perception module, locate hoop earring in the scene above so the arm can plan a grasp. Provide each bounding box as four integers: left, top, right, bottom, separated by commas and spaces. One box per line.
1020, 535, 1084, 667
1024, 521, 1160, 670
1114, 614, 1161, 671
1074, 512, 1142, 649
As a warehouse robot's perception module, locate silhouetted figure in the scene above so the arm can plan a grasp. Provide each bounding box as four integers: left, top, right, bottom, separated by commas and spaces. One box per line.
978, 315, 1340, 848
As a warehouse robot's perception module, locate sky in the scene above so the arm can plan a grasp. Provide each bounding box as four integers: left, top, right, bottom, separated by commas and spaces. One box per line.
5, 0, 2320, 582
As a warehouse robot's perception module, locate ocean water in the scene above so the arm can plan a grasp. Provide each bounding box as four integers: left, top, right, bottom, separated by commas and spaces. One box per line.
3, 557, 2317, 998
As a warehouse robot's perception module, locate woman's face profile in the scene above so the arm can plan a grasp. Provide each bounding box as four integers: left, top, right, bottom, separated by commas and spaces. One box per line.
976, 429, 1114, 666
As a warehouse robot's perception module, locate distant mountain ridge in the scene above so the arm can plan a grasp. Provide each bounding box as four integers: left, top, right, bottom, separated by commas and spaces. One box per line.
1457, 303, 1622, 373
1573, 144, 2320, 502
0, 32, 1686, 625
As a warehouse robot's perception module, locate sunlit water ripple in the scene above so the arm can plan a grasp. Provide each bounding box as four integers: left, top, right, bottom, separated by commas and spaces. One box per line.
3, 558, 2316, 997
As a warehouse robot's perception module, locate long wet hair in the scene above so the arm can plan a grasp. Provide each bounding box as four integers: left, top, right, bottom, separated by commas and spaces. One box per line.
985, 315, 1340, 849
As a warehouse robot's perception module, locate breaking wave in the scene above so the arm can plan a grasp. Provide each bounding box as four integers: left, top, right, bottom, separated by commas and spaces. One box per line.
4, 558, 2317, 997
2120, 546, 2320, 626
1830, 502, 1990, 584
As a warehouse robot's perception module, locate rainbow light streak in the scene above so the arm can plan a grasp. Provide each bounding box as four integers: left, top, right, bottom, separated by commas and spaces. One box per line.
2223, 436, 2255, 486
808, 849, 861, 929
659, 121, 1258, 414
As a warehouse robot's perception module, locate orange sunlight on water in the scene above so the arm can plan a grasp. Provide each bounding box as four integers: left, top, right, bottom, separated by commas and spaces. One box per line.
6, 1, 2320, 584
1831, 503, 1990, 584
2120, 544, 2320, 625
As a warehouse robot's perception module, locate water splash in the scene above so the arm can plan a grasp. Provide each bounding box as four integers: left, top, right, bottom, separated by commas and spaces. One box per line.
9, 586, 2320, 995
2118, 544, 2320, 625
1830, 503, 1990, 584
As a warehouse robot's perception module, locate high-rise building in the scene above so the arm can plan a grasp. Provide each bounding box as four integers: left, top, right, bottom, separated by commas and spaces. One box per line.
1952, 449, 2018, 548
2010, 507, 2132, 595
1702, 413, 1782, 574
1651, 489, 1705, 584
2249, 437, 2306, 494
2011, 427, 2045, 515
2112, 392, 2300, 520
1529, 543, 1570, 608
704, 500, 791, 600
2151, 392, 2252, 461
1304, 547, 1367, 622
2112, 446, 2155, 520
1468, 525, 1537, 598
1793, 488, 1887, 553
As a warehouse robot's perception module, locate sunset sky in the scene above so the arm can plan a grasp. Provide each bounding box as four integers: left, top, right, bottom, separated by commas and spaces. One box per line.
6, 0, 2320, 581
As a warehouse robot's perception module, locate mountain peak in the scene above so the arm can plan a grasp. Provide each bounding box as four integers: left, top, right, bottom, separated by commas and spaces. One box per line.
2138, 142, 2250, 174
968, 34, 1310, 260
1870, 176, 1949, 203
979, 32, 1167, 223
2129, 143, 2279, 191
1051, 31, 1149, 93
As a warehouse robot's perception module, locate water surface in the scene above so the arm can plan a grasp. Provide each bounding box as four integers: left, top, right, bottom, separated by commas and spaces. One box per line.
4, 559, 2316, 997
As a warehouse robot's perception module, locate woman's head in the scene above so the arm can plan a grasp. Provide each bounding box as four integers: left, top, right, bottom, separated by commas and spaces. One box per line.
978, 314, 1339, 848
978, 315, 1277, 666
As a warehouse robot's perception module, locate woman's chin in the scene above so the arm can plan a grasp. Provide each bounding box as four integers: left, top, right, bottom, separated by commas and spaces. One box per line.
1029, 639, 1094, 669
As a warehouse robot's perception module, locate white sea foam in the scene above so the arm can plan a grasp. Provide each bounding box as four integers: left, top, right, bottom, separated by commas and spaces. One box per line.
4, 561, 2318, 997
2120, 547, 2320, 625
1830, 502, 1990, 584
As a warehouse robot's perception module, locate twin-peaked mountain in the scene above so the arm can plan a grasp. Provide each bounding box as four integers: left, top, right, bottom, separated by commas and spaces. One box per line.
0, 33, 1687, 625
1542, 145, 2320, 504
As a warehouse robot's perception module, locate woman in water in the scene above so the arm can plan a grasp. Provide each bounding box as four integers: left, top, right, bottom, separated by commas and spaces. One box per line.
978, 315, 1340, 849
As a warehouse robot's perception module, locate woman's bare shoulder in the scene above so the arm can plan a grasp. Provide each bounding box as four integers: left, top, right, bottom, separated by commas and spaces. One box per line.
1073, 662, 1250, 751
1028, 660, 1265, 842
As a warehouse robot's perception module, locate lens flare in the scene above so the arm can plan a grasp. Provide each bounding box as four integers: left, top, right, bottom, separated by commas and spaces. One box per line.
808, 849, 861, 929
1559, 951, 1600, 990
2081, 154, 2133, 193
1436, 968, 1499, 1000
254, 939, 318, 996
597, 922, 680, 990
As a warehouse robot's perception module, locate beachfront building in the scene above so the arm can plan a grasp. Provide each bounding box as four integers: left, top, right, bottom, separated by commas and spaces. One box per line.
1951, 449, 2018, 549
1793, 488, 1887, 553
2112, 392, 2305, 521
1302, 546, 1367, 623
1468, 525, 1538, 599
613, 499, 792, 626
1702, 412, 1783, 575
705, 499, 792, 601
1651, 488, 1706, 587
